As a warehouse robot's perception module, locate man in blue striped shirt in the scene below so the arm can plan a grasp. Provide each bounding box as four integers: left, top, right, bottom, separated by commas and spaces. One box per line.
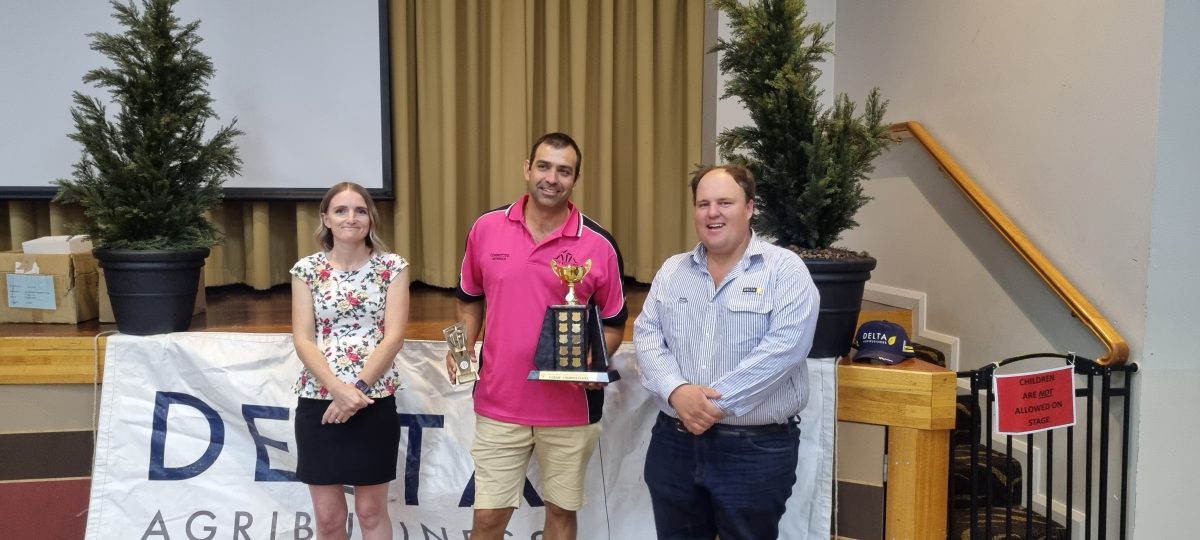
634, 164, 820, 539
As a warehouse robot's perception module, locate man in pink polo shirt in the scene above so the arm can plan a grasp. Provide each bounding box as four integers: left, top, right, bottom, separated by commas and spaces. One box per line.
447, 132, 627, 540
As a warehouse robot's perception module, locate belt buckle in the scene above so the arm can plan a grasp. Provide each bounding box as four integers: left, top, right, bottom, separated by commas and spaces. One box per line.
660, 413, 689, 434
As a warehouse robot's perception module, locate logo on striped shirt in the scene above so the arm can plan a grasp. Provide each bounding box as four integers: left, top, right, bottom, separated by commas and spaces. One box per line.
741, 286, 764, 295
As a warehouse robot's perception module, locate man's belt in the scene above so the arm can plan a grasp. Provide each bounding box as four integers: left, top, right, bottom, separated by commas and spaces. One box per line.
657, 411, 798, 436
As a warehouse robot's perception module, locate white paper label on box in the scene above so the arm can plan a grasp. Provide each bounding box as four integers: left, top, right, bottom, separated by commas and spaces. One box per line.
6, 273, 57, 309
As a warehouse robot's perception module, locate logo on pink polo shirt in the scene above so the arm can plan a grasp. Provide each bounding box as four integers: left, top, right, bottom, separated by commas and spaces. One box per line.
554, 250, 581, 266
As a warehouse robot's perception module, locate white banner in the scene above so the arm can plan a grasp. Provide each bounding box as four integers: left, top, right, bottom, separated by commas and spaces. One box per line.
87, 333, 835, 540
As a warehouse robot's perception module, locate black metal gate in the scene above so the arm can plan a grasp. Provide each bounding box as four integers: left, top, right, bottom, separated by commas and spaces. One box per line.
950, 354, 1137, 539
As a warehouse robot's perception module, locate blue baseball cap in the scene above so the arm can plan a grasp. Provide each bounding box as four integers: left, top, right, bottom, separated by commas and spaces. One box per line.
852, 320, 916, 364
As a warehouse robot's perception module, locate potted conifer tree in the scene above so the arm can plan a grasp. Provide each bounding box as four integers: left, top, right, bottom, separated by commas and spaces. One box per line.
712, 0, 894, 357
53, 0, 242, 335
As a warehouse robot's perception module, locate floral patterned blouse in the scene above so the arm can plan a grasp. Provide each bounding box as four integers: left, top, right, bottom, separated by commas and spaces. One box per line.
290, 251, 408, 399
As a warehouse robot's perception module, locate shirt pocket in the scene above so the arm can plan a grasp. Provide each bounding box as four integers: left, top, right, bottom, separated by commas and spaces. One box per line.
723, 296, 773, 350
726, 295, 773, 315
657, 296, 695, 349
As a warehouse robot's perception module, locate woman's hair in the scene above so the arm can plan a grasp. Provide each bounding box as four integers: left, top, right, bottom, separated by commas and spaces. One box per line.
315, 181, 388, 253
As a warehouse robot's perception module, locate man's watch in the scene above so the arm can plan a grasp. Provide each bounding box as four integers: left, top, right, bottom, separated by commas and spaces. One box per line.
354, 379, 371, 393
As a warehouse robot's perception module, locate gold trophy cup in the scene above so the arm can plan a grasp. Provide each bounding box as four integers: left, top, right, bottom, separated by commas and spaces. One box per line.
551, 259, 591, 305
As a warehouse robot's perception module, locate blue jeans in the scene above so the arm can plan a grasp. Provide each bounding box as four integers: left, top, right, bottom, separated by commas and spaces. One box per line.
644, 413, 801, 540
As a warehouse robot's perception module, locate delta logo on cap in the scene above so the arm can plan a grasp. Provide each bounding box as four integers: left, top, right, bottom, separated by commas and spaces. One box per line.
852, 320, 916, 365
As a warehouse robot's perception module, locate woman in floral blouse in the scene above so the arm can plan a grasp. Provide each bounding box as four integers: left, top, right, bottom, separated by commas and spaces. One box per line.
291, 181, 410, 540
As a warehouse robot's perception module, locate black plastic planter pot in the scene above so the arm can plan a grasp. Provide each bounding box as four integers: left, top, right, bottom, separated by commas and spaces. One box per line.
803, 256, 877, 358
94, 248, 209, 336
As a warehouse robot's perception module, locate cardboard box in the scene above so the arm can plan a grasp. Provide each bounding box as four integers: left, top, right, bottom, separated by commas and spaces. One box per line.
23, 235, 93, 254
98, 268, 206, 323
0, 251, 100, 324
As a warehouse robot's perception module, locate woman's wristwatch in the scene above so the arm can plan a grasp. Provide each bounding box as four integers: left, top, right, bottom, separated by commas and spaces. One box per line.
354, 379, 371, 393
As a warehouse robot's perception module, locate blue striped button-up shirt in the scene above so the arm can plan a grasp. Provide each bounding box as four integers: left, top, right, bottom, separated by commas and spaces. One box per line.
634, 235, 820, 425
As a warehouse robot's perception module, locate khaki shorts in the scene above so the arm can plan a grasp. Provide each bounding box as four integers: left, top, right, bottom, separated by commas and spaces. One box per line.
471, 414, 602, 511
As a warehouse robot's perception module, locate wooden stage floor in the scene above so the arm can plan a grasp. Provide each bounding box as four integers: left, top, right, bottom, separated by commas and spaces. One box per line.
0, 280, 905, 385
0, 282, 650, 384
0, 281, 650, 341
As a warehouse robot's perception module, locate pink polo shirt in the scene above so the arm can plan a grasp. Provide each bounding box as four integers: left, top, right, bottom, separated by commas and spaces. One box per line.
456, 195, 627, 426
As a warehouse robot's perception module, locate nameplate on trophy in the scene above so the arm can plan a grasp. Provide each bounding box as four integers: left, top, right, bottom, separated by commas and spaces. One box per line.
444, 321, 478, 384
530, 369, 620, 383
528, 257, 620, 385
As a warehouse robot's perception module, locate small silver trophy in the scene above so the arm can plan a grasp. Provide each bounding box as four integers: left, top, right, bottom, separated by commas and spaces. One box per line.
444, 321, 478, 384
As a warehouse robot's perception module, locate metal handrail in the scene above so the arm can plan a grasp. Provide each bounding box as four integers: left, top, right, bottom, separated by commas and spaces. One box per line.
891, 121, 1129, 365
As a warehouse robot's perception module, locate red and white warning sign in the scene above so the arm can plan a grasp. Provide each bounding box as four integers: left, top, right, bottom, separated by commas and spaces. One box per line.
993, 364, 1076, 435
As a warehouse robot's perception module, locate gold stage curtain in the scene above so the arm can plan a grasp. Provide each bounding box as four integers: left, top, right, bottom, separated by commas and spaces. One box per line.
2, 0, 703, 290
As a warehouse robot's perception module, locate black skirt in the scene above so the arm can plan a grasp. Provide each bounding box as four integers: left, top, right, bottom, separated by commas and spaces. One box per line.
295, 395, 400, 486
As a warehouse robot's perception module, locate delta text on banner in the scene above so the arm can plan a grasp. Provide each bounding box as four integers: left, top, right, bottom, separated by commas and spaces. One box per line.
85, 333, 834, 539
